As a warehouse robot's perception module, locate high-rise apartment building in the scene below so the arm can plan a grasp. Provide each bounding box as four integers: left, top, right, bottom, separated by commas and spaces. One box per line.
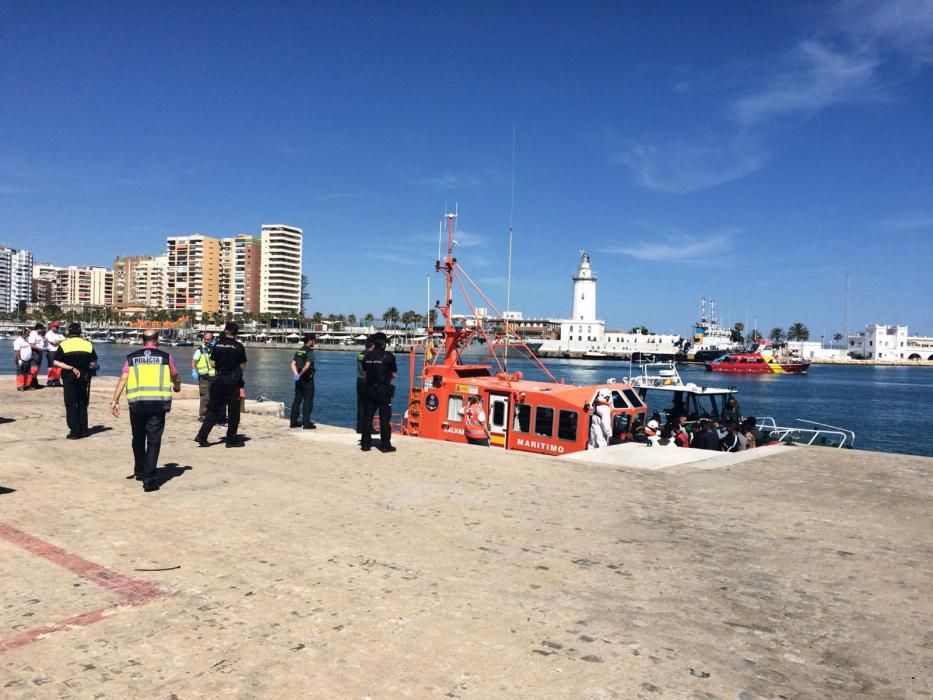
134, 256, 168, 310
0, 247, 11, 312
53, 266, 109, 307
112, 255, 152, 309
166, 235, 222, 315
0, 246, 35, 313
259, 224, 303, 315
221, 235, 262, 316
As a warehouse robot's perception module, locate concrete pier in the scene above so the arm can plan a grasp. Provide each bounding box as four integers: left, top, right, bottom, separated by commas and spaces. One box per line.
0, 377, 930, 698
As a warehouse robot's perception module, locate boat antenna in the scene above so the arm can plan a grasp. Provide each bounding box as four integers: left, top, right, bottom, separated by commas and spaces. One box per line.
504, 124, 516, 371
843, 272, 849, 347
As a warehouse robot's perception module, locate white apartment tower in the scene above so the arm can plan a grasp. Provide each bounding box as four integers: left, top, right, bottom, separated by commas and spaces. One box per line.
134, 256, 169, 310
0, 246, 35, 312
571, 251, 597, 322
259, 224, 303, 315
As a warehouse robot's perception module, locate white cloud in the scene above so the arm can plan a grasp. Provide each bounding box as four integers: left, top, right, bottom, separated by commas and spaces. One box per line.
879, 211, 933, 231
602, 227, 736, 262
840, 0, 933, 59
730, 41, 879, 125
616, 135, 767, 194
410, 172, 480, 190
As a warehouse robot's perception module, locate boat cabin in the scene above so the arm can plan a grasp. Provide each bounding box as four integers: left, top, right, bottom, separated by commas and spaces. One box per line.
406, 364, 647, 456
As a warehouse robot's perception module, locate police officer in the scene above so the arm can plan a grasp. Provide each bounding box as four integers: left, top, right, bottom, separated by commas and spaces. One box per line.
110, 329, 181, 492
356, 336, 375, 434
289, 333, 316, 429
195, 322, 247, 448
360, 332, 397, 453
52, 323, 98, 439
191, 331, 216, 420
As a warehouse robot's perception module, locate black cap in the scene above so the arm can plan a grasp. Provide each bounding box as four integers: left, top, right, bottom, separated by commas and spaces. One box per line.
303, 333, 316, 342
224, 322, 239, 335
34, 323, 45, 330
371, 332, 388, 345
67, 322, 82, 336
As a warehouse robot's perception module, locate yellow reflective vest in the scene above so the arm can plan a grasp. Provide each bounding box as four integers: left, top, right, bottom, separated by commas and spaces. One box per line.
195, 345, 215, 377
126, 348, 174, 411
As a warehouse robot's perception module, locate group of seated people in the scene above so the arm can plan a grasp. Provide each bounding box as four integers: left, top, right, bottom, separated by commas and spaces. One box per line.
593, 398, 770, 451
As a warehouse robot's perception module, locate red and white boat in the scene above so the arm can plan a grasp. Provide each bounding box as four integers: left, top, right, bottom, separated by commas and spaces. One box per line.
395, 212, 649, 456
706, 341, 811, 374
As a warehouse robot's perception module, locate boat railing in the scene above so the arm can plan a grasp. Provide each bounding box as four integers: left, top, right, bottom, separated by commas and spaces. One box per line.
755, 417, 855, 448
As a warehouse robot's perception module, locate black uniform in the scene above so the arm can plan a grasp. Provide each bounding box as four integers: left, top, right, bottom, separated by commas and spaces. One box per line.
289, 346, 315, 428
355, 349, 368, 433
54, 337, 98, 438
361, 346, 397, 451
196, 334, 247, 444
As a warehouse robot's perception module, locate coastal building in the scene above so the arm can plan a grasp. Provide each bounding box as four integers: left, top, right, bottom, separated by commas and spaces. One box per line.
848, 324, 933, 361
166, 234, 222, 315
537, 252, 682, 360
259, 224, 303, 315
112, 255, 152, 309
133, 256, 169, 311
221, 235, 261, 316
0, 246, 34, 313
52, 266, 110, 307
0, 247, 11, 312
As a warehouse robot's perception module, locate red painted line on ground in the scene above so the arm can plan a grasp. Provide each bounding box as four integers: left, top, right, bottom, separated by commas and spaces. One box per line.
0, 522, 162, 602
0, 522, 169, 654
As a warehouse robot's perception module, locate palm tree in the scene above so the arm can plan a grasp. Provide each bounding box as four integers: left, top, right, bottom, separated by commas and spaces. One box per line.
383, 306, 400, 329
769, 327, 785, 344
748, 328, 762, 342
363, 313, 375, 328
347, 314, 357, 327
787, 322, 810, 342
311, 311, 323, 330
833, 332, 843, 347
731, 322, 745, 343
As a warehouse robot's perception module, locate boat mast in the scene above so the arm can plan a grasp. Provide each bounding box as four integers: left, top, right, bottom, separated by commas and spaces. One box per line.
437, 211, 458, 361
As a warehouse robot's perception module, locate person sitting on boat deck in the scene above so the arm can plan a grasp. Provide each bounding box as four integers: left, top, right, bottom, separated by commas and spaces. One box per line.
741, 417, 761, 449
672, 415, 690, 448
719, 421, 746, 452
631, 418, 648, 444
461, 395, 490, 447
587, 390, 612, 449
691, 418, 720, 450
723, 396, 742, 424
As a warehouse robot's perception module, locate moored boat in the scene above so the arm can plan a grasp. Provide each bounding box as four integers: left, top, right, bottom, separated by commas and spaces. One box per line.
396, 213, 649, 456
706, 342, 810, 374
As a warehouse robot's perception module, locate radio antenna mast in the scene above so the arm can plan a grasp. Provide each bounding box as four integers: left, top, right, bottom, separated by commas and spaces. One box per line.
504, 125, 516, 370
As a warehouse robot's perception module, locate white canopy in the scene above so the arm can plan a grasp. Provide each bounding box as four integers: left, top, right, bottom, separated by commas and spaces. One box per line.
286, 333, 301, 339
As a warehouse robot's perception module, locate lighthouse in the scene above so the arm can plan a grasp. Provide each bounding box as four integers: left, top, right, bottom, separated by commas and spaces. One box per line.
571, 251, 597, 322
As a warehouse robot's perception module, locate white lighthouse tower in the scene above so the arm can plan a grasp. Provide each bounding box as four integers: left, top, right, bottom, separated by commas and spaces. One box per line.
571, 251, 597, 321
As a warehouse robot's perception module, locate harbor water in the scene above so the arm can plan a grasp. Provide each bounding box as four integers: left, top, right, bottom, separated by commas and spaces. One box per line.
85, 343, 933, 457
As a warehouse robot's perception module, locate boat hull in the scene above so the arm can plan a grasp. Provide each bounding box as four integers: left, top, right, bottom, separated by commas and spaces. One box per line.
706, 361, 810, 374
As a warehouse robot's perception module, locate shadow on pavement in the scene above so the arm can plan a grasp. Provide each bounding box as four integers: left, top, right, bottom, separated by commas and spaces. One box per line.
155, 463, 193, 487
85, 424, 114, 436
0, 486, 16, 495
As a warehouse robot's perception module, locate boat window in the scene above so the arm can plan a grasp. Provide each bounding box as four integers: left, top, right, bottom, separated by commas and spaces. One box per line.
535, 406, 554, 437
622, 389, 644, 408
455, 367, 491, 378
610, 390, 627, 408
447, 395, 464, 421
513, 403, 531, 433
557, 410, 577, 441
491, 399, 506, 426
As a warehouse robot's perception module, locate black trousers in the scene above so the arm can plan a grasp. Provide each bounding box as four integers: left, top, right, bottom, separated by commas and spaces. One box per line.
62, 377, 90, 436
356, 378, 367, 432
196, 375, 240, 442
290, 378, 315, 426
130, 409, 166, 484
361, 391, 391, 449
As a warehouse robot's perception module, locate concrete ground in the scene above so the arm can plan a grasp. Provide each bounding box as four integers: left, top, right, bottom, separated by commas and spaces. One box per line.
0, 377, 930, 699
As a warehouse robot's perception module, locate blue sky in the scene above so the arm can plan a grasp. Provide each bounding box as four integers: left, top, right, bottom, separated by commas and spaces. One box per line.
2, 0, 932, 337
